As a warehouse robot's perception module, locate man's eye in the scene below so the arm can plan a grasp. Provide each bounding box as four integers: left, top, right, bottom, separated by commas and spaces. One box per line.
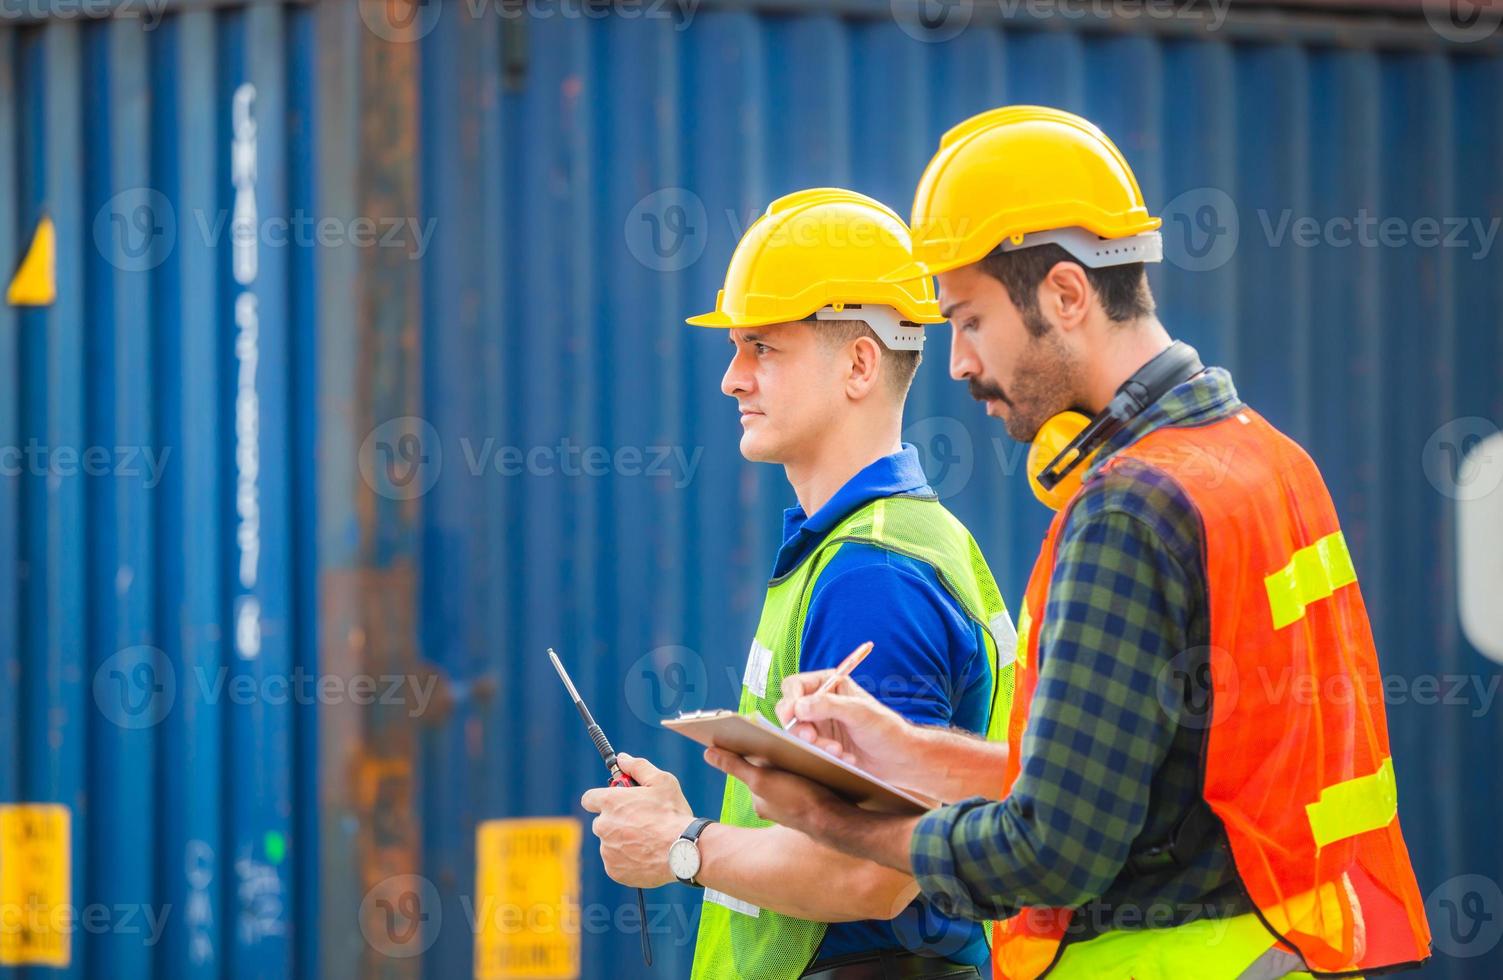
960, 319, 978, 334
755, 343, 771, 355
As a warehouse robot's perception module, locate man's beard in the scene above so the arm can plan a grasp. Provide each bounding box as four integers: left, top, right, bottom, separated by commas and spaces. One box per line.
976, 327, 1081, 443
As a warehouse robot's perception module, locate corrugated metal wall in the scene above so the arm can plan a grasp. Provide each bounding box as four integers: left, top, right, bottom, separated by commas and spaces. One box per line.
2, 0, 1501, 978
0, 2, 321, 978
411, 4, 1503, 978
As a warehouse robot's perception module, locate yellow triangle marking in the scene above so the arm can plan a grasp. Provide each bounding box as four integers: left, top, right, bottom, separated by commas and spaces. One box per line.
7, 216, 57, 308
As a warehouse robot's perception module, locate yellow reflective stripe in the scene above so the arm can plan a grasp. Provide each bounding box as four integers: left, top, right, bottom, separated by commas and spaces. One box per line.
1306, 757, 1398, 848
871, 498, 886, 541
1015, 605, 1032, 671
1264, 530, 1358, 629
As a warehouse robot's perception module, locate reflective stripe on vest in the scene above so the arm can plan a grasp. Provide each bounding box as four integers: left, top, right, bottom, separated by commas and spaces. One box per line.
1306, 757, 1398, 849
991, 409, 1430, 979
692, 493, 1015, 980
1264, 531, 1357, 630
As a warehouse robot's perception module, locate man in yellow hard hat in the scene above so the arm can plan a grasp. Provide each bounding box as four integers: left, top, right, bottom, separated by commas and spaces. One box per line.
703, 109, 1432, 979
582, 188, 1016, 979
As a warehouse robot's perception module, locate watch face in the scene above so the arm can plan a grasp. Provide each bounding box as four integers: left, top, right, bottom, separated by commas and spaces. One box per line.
668, 838, 700, 882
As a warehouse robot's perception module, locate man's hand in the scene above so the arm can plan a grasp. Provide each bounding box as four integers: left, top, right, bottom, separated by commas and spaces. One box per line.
776, 669, 916, 785
580, 754, 695, 888
705, 746, 921, 874
703, 746, 854, 839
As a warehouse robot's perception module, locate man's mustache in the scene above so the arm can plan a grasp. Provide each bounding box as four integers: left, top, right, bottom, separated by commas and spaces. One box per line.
968, 378, 1008, 403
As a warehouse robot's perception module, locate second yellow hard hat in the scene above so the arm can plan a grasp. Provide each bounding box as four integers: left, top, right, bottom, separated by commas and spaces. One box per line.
905, 106, 1163, 276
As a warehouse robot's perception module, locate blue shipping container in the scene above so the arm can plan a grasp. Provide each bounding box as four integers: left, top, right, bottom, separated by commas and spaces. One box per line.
1, 0, 1501, 977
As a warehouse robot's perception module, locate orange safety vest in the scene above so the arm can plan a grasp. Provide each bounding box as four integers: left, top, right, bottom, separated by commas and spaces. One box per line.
992, 407, 1432, 979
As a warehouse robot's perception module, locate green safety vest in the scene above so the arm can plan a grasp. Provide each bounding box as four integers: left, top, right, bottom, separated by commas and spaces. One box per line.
690, 493, 1016, 980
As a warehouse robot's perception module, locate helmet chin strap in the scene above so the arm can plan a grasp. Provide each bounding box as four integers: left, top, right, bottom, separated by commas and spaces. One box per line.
812, 304, 926, 351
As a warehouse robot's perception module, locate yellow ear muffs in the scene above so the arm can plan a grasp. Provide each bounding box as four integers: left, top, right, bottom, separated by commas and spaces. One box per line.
1026, 411, 1094, 510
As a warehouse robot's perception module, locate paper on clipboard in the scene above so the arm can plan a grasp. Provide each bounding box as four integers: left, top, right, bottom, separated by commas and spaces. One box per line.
662, 710, 945, 815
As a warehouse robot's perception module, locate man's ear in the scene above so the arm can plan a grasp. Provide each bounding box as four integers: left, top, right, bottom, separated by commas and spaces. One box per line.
1039, 260, 1091, 333
845, 333, 884, 400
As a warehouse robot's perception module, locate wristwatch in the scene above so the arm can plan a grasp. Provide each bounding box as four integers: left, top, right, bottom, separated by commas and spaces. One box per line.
667, 817, 715, 887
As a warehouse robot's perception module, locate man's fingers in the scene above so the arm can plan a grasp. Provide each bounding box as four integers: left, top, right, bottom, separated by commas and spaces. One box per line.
787, 721, 847, 759
615, 752, 672, 787
789, 720, 820, 743
704, 747, 757, 785
580, 788, 608, 813
779, 669, 839, 704
792, 691, 876, 727
809, 735, 847, 759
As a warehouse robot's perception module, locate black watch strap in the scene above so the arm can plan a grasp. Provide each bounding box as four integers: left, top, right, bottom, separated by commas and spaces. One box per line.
677, 817, 715, 887
680, 816, 714, 843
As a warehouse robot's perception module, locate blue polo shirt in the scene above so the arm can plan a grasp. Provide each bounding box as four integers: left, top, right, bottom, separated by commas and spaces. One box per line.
775, 445, 993, 968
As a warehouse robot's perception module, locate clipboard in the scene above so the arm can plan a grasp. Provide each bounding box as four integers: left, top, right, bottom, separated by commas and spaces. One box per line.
662, 710, 944, 815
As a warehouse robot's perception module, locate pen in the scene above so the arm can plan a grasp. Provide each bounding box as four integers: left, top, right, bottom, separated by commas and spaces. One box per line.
782, 640, 873, 730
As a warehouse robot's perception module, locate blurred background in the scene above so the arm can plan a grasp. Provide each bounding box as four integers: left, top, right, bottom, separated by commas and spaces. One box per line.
1, 0, 1501, 977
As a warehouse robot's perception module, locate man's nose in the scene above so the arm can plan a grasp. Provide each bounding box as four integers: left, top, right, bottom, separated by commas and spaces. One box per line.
949, 327, 976, 382
722, 351, 751, 398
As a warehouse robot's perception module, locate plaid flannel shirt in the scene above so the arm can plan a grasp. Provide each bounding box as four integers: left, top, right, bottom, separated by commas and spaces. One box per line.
910, 368, 1257, 937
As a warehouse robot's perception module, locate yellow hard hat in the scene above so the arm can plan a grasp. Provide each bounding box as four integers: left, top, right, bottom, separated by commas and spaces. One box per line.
906, 106, 1163, 276
688, 188, 945, 335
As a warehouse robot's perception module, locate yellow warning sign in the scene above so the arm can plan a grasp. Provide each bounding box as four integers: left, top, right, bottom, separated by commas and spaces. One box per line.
0, 803, 72, 967
6, 216, 56, 308
474, 817, 581, 980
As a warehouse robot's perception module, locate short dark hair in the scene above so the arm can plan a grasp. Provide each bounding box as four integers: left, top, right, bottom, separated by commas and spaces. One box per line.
814, 319, 922, 397
977, 244, 1155, 337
